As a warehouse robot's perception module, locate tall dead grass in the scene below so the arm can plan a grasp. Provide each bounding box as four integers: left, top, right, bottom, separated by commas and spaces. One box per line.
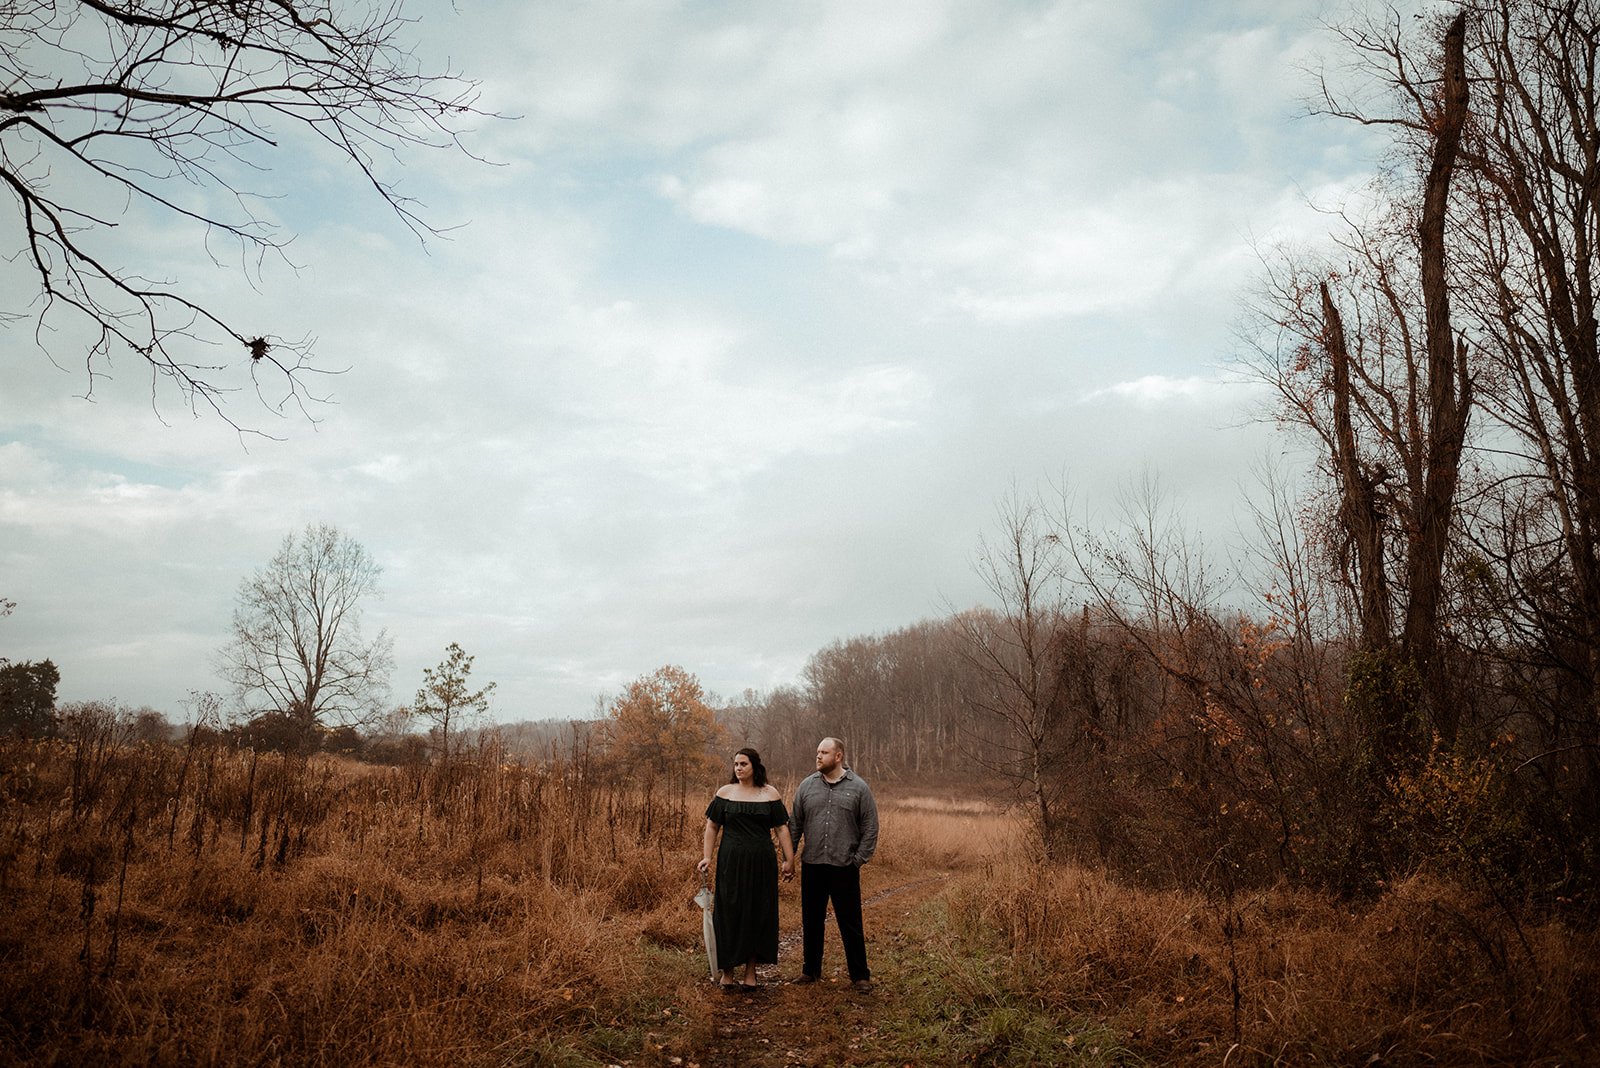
7, 726, 1590, 1066
954, 858, 1598, 1064
872, 796, 1024, 874
879, 791, 1595, 1062
0, 731, 709, 1065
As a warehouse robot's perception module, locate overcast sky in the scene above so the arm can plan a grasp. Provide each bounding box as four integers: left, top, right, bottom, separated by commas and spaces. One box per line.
2, 0, 1403, 722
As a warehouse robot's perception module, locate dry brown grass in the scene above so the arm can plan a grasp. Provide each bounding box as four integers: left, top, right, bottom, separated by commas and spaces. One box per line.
956, 859, 1599, 1065
4, 732, 1592, 1066
0, 735, 708, 1066
872, 795, 1024, 874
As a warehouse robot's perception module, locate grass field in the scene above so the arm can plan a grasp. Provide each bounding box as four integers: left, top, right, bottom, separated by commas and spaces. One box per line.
1, 735, 1592, 1065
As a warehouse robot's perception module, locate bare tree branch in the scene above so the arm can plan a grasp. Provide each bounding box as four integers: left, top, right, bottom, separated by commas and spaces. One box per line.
1, 0, 493, 431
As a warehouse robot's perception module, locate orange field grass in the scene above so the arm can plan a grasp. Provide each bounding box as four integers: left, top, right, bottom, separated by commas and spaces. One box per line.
0, 735, 711, 1065
872, 795, 1024, 873
3, 732, 1592, 1066
951, 860, 1598, 1064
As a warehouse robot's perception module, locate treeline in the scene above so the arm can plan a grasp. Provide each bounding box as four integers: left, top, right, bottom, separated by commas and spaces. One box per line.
721, 619, 977, 783
8, 500, 1591, 914
725, 474, 1589, 915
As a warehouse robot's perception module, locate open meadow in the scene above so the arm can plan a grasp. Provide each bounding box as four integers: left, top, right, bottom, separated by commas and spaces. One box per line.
12, 4, 1600, 1065
1, 729, 1594, 1066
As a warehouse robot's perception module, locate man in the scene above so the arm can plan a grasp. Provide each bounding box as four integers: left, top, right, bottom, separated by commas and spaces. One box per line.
787, 736, 879, 992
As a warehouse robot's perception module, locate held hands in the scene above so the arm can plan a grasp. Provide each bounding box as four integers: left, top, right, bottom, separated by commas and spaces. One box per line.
780, 859, 794, 881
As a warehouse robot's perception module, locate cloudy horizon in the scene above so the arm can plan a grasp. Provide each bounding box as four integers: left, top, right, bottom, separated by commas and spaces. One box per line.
2, 0, 1395, 723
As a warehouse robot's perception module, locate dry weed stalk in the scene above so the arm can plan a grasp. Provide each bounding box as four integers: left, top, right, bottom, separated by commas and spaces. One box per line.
0, 734, 709, 1064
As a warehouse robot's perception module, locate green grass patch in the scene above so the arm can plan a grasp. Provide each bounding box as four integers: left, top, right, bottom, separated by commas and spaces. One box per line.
506, 940, 703, 1067
865, 896, 1141, 1067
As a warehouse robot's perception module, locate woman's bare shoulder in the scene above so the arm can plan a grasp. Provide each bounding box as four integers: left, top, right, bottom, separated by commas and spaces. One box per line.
715, 784, 737, 799
762, 784, 782, 800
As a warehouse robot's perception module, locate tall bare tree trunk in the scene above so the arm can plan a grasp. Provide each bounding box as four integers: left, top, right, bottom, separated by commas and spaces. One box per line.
1321, 282, 1392, 651
1403, 11, 1472, 744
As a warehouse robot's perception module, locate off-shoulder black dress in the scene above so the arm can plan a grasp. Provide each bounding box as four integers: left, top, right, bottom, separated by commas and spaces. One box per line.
705, 796, 788, 969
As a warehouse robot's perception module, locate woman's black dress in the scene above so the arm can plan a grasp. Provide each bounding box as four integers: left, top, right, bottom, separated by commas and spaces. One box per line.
706, 796, 788, 969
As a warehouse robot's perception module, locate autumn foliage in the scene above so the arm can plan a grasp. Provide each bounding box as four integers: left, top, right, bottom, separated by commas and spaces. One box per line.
597, 664, 727, 792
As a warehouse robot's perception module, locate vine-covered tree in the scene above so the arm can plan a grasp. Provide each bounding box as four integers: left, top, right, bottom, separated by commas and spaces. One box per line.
0, 0, 484, 423
218, 522, 393, 740
1249, 9, 1472, 754
1237, 2, 1600, 897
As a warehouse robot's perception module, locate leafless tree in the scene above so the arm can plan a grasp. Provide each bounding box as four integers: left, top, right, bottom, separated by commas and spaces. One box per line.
1243, 9, 1474, 745
957, 491, 1075, 855
1064, 474, 1384, 887
1, 0, 484, 426
1446, 1, 1600, 759
1308, 1, 1600, 814
218, 522, 393, 735
1236, 459, 1346, 756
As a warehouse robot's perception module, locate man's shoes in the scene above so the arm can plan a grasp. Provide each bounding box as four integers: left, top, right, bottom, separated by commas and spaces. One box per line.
792, 973, 818, 985
852, 979, 873, 993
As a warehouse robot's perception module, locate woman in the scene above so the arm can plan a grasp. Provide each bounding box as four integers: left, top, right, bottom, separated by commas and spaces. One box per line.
696, 747, 795, 992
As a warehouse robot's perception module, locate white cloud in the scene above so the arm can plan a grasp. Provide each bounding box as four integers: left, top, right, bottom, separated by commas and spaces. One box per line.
2, 0, 1369, 720
578, 1, 1345, 333
1082, 374, 1232, 407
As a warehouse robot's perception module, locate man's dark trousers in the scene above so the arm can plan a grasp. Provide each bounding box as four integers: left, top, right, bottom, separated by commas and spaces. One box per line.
800, 862, 869, 981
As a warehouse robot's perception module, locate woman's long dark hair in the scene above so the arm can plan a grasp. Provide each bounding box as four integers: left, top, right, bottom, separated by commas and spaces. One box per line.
728, 747, 768, 788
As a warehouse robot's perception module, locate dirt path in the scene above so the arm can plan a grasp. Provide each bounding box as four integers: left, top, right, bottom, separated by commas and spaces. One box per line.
678, 874, 952, 1068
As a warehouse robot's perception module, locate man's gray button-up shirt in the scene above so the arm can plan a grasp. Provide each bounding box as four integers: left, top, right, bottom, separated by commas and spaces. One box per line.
789, 768, 878, 867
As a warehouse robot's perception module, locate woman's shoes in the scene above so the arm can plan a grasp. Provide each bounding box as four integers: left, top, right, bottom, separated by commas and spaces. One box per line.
716, 974, 762, 994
